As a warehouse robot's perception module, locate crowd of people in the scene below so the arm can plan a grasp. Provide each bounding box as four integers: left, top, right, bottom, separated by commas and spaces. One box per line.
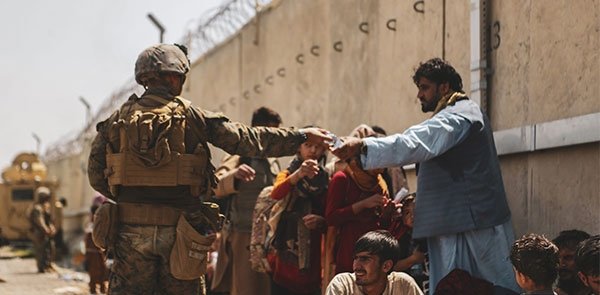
203, 106, 599, 295
83, 43, 598, 295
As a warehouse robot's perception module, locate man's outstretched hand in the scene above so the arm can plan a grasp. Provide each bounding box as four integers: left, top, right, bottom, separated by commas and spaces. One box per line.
332, 137, 363, 161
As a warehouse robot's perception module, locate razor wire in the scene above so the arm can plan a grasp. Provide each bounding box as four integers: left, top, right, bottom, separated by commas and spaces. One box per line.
44, 0, 272, 161
182, 0, 272, 60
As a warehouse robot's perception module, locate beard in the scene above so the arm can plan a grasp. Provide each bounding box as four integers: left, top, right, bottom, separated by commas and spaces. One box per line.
354, 271, 368, 285
420, 92, 442, 113
558, 271, 586, 293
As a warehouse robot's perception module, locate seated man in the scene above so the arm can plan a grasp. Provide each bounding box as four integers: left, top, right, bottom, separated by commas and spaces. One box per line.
552, 230, 591, 295
510, 234, 559, 295
575, 235, 600, 295
326, 230, 423, 295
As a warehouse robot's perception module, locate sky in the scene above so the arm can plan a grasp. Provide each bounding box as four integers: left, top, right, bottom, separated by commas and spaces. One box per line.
0, 0, 224, 168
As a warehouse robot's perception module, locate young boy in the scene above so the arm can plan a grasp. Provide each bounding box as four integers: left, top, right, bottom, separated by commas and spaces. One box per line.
510, 234, 559, 295
326, 230, 423, 295
575, 235, 600, 295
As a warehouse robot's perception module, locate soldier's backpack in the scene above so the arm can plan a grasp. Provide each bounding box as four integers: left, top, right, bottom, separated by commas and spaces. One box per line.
105, 94, 211, 197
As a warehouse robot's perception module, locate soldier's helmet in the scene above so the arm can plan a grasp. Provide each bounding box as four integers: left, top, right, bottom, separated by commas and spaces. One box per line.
134, 44, 190, 86
35, 186, 51, 202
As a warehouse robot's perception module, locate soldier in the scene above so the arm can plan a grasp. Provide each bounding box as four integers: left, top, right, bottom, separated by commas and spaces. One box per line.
29, 186, 56, 273
88, 43, 330, 295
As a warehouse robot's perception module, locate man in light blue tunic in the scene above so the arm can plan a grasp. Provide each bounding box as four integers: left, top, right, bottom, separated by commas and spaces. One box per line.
333, 58, 520, 294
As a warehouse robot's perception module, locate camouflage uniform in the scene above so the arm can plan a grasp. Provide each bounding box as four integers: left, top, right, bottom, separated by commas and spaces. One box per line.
29, 188, 55, 273
88, 44, 306, 295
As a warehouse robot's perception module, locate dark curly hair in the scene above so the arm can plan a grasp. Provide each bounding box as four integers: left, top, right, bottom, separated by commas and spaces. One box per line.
412, 58, 464, 92
510, 234, 559, 288
552, 229, 591, 250
251, 107, 282, 127
354, 230, 401, 271
575, 235, 599, 276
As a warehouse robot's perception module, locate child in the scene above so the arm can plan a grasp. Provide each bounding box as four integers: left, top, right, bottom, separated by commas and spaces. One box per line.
389, 193, 428, 289
85, 197, 109, 294
510, 234, 559, 295
269, 137, 329, 295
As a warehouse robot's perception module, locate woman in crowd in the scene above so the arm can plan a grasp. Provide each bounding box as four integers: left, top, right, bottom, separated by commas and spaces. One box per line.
268, 136, 329, 295
325, 156, 396, 274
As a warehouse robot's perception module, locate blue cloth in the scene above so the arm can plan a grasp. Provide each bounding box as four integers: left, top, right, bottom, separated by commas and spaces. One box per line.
427, 220, 521, 294
361, 100, 511, 238
360, 104, 475, 169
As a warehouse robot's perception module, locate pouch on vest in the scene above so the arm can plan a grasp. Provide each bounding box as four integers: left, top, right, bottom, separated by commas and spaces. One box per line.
104, 95, 209, 197
170, 214, 216, 280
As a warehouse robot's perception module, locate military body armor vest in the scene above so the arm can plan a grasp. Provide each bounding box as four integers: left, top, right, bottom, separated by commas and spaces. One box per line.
104, 94, 211, 197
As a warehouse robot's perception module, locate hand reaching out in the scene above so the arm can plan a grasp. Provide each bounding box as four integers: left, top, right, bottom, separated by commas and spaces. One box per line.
234, 164, 256, 182
290, 159, 320, 184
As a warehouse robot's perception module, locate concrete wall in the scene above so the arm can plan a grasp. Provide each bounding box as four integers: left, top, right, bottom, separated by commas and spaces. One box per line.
45, 138, 96, 240
182, 0, 600, 238
487, 0, 600, 237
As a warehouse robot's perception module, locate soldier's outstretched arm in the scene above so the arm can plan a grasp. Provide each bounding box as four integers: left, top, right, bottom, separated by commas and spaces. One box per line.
198, 109, 330, 158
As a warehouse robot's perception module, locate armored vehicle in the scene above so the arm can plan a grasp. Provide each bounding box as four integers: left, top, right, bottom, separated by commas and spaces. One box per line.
0, 153, 60, 241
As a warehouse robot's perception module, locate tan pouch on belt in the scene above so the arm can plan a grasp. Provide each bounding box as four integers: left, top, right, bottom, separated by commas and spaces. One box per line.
170, 214, 216, 280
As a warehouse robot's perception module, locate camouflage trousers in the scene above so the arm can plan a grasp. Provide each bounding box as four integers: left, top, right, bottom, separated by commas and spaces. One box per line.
33, 237, 53, 272
109, 224, 206, 295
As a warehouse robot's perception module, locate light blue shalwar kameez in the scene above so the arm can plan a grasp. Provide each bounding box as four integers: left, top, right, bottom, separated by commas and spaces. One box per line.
360, 99, 521, 294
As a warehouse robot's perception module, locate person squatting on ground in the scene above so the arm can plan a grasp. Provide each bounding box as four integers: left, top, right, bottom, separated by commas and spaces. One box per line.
510, 234, 559, 295
575, 235, 600, 295
326, 230, 423, 295
29, 186, 56, 273
332, 57, 520, 293
210, 107, 283, 295
88, 43, 331, 295
553, 230, 592, 295
268, 134, 329, 294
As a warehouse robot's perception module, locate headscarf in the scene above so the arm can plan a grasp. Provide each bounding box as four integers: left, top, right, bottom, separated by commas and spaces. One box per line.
432, 91, 468, 115
287, 156, 329, 198
344, 158, 387, 196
